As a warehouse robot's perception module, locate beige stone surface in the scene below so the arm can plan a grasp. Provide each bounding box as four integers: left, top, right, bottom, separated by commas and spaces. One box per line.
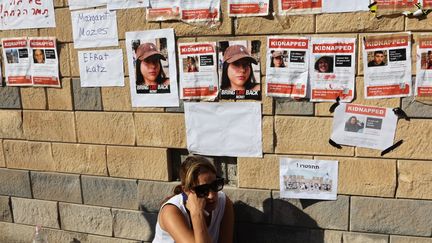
47, 78, 73, 110
4, 140, 55, 171
59, 203, 113, 236
316, 77, 401, 116
316, 12, 404, 33
76, 112, 135, 145
357, 120, 432, 160
262, 116, 274, 153
20, 87, 47, 110
275, 117, 354, 156
107, 146, 169, 180
0, 222, 34, 243
117, 8, 160, 40
58, 43, 71, 77
0, 29, 38, 39
0, 141, 4, 167
39, 8, 73, 42
52, 143, 107, 175
101, 78, 164, 112
407, 16, 432, 31
0, 110, 24, 139
53, 0, 63, 7
262, 78, 273, 115
391, 235, 432, 243
238, 155, 279, 190
135, 113, 186, 148
397, 160, 432, 200
238, 155, 314, 190
318, 156, 396, 197
68, 43, 79, 77
12, 197, 59, 228
23, 111, 76, 142
162, 0, 231, 36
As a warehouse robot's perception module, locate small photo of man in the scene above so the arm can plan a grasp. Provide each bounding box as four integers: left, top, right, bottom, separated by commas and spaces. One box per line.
367, 50, 387, 67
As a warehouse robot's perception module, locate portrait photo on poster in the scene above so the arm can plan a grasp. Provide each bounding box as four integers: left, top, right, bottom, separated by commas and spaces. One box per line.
218, 40, 261, 100
265, 36, 309, 98
126, 29, 179, 107
131, 38, 170, 94
178, 42, 219, 101
309, 37, 356, 102
362, 32, 411, 99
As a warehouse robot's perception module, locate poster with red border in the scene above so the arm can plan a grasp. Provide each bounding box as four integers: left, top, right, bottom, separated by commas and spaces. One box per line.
415, 35, 432, 97
363, 32, 412, 99
2, 38, 32, 86
181, 0, 220, 22
309, 37, 356, 102
331, 104, 398, 150
266, 36, 309, 98
228, 0, 269, 17
29, 37, 60, 87
178, 42, 218, 101
424, 0, 432, 8
146, 0, 181, 21
374, 0, 419, 11
278, 0, 322, 15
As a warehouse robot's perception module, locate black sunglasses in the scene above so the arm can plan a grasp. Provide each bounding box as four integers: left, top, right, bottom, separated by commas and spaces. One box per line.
192, 177, 225, 198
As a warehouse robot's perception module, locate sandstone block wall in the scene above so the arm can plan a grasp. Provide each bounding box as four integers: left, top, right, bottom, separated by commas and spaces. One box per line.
1, 0, 432, 242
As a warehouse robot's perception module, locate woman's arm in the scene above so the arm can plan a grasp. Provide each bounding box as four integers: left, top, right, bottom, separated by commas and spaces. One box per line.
218, 196, 234, 243
159, 192, 212, 243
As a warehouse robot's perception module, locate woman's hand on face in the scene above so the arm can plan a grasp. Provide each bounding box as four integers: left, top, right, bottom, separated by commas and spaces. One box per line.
186, 191, 206, 215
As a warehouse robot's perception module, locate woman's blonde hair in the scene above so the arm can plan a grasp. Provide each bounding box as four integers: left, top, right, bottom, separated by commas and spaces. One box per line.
173, 155, 217, 194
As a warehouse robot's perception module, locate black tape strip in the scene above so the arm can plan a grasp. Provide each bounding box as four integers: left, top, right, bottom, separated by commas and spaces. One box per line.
368, 1, 377, 8
393, 107, 410, 121
381, 140, 403, 156
329, 96, 341, 113
329, 139, 342, 149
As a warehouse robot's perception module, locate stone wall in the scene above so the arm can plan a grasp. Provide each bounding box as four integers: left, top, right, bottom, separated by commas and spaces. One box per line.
1, 0, 432, 242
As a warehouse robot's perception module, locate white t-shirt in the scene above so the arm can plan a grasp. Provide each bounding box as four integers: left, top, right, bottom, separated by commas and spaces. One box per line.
152, 191, 227, 243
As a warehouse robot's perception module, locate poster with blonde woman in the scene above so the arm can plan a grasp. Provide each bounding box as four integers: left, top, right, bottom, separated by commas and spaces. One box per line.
218, 40, 261, 100
126, 29, 179, 107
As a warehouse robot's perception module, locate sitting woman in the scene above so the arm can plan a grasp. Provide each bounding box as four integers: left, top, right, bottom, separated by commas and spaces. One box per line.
153, 155, 234, 243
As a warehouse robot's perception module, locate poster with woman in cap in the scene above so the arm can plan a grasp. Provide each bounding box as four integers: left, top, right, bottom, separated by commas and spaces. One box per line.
125, 29, 179, 107
266, 36, 309, 98
218, 40, 261, 100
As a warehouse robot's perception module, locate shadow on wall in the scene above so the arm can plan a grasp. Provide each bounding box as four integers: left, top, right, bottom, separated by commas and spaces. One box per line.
233, 198, 324, 243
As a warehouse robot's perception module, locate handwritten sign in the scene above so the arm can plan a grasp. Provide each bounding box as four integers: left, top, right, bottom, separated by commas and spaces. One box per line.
71, 9, 118, 49
68, 0, 107, 10
78, 49, 124, 87
0, 0, 56, 30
